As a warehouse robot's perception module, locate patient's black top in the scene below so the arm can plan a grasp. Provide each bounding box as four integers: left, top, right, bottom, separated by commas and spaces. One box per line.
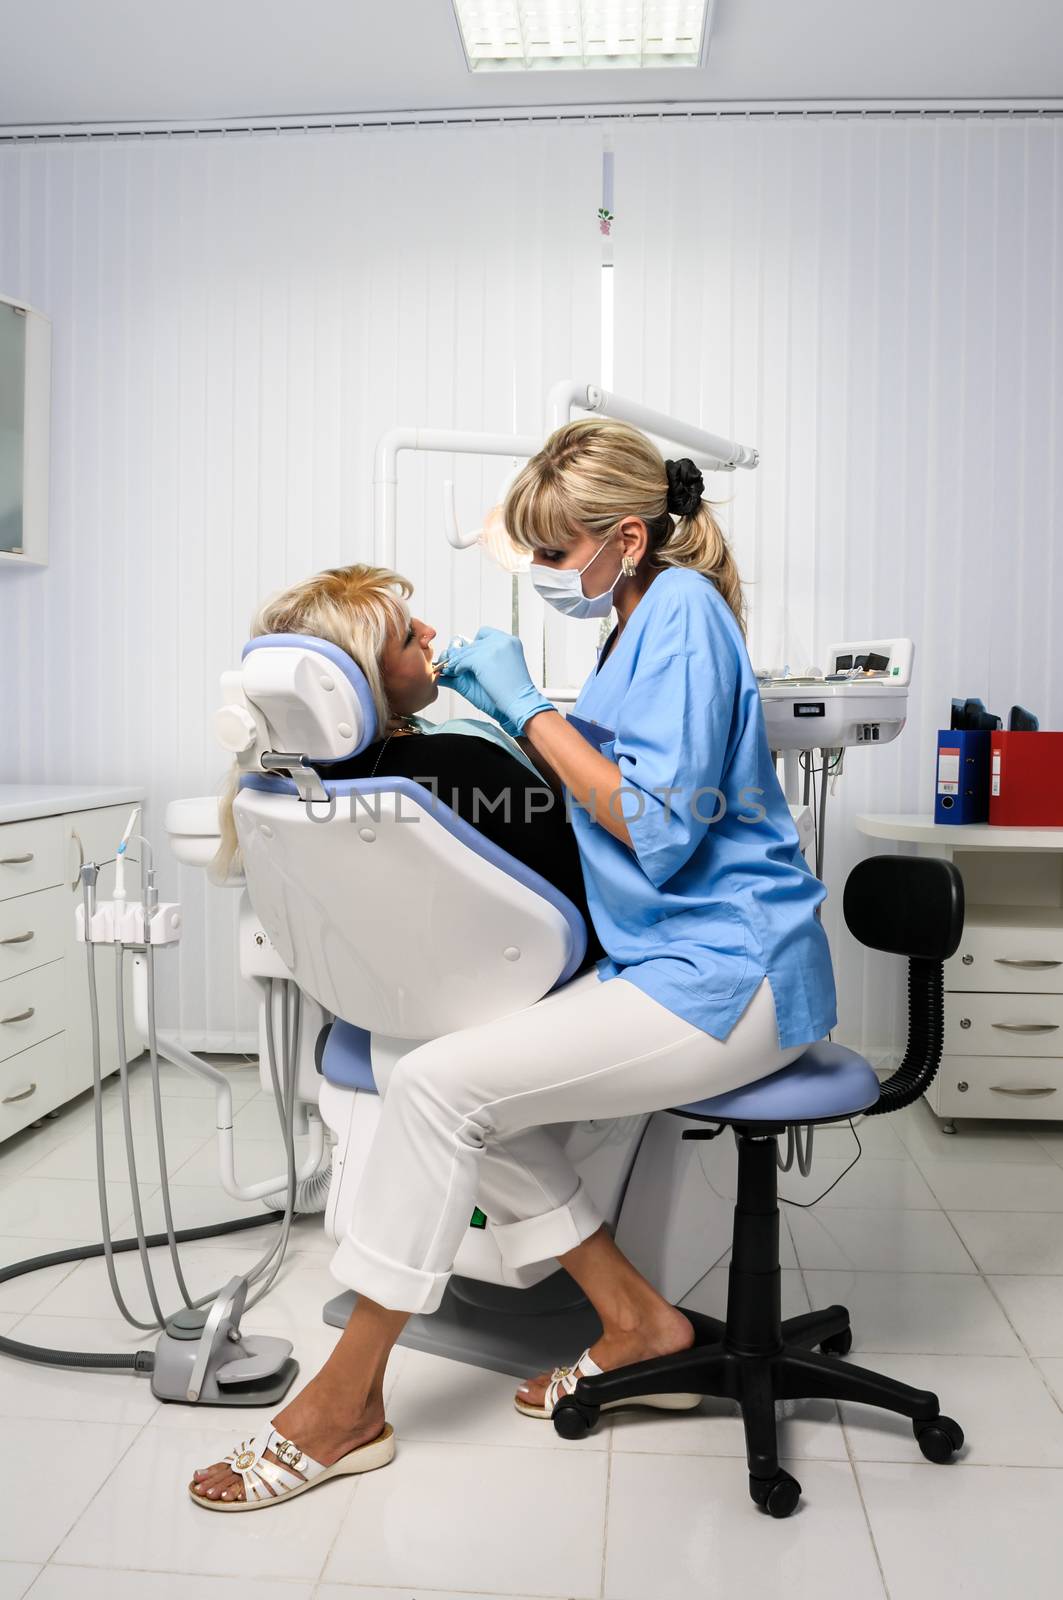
325, 731, 603, 967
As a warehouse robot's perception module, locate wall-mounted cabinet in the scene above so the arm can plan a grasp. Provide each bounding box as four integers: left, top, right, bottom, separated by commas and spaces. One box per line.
0, 292, 51, 568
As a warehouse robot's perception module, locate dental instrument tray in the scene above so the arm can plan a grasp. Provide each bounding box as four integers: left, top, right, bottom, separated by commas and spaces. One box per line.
759, 637, 913, 753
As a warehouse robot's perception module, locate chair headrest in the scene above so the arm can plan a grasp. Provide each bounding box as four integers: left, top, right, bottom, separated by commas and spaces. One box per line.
215, 633, 379, 768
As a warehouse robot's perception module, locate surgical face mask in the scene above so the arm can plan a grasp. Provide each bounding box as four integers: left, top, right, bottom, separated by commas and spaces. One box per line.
530, 539, 623, 620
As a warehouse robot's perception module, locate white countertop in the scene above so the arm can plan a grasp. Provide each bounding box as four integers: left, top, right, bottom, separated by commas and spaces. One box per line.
0, 784, 146, 824
857, 812, 1063, 850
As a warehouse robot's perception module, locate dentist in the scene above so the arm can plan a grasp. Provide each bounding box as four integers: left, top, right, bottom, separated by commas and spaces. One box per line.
189, 417, 835, 1511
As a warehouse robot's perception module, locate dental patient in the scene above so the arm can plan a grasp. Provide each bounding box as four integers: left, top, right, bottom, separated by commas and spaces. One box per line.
214, 563, 600, 962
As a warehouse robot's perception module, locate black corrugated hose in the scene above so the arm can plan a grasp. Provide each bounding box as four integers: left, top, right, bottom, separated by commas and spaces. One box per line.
866, 957, 944, 1117
0, 1211, 284, 1371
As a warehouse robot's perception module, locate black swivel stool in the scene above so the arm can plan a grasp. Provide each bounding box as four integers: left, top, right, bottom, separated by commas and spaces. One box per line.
551, 855, 967, 1518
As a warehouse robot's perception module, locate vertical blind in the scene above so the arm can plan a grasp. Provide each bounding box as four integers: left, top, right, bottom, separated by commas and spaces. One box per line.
614, 116, 1063, 1053
0, 123, 602, 1044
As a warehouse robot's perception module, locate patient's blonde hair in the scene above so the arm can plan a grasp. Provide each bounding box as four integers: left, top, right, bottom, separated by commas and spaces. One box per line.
504, 417, 745, 632
212, 565, 413, 882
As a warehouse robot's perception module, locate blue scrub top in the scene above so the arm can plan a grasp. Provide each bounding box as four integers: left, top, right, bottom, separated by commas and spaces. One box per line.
569, 567, 837, 1049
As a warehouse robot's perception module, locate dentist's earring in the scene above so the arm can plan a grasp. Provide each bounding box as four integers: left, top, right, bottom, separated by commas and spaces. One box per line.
621, 555, 637, 578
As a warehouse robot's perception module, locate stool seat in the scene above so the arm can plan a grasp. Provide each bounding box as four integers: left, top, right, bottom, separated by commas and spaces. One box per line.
676, 1041, 880, 1125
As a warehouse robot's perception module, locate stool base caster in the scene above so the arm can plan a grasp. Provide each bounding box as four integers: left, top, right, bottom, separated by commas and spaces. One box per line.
914, 1415, 964, 1463
819, 1327, 853, 1357
552, 1394, 600, 1441
749, 1468, 801, 1518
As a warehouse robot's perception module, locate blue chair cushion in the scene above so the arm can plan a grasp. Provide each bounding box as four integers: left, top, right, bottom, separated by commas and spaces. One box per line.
321, 1020, 379, 1093
676, 1041, 881, 1125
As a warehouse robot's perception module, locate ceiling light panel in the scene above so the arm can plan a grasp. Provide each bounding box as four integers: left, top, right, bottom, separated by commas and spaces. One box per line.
453, 2, 711, 72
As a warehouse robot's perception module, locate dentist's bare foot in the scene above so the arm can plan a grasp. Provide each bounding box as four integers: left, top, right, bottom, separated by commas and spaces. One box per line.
190, 1377, 387, 1503
516, 1303, 695, 1412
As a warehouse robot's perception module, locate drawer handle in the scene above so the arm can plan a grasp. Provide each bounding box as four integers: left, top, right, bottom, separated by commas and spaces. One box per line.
1, 1082, 37, 1105
995, 958, 1062, 970
990, 1022, 1060, 1034
0, 931, 34, 945
1, 1007, 35, 1025
69, 828, 84, 891
990, 1085, 1058, 1098
0, 853, 34, 866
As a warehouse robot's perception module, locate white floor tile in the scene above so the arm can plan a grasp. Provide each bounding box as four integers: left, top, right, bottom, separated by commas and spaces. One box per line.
323, 1438, 608, 1597
1034, 1358, 1063, 1407
0, 1176, 147, 1241
0, 1565, 40, 1600
1032, 1128, 1063, 1166
811, 1116, 910, 1159
232, 1096, 301, 1140
787, 1206, 976, 1273
801, 1270, 1023, 1355
897, 1099, 1056, 1165
2, 1417, 140, 1564
99, 1095, 226, 1141
608, 1392, 846, 1461
919, 1159, 1063, 1212
26, 1129, 208, 1184
0, 1314, 161, 1424
119, 1181, 281, 1235
31, 1242, 279, 1320
0, 1236, 88, 1315
775, 1156, 939, 1211
123, 1058, 261, 1102
317, 1591, 552, 1600
27, 1571, 312, 1600
55, 1422, 357, 1581
604, 1454, 884, 1600
840, 1353, 1063, 1465
988, 1275, 1063, 1357
386, 1345, 607, 1449
168, 1136, 319, 1188
858, 1460, 1063, 1599
949, 1210, 1063, 1274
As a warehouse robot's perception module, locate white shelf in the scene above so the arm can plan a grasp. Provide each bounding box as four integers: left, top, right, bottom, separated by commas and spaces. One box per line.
857, 812, 1063, 851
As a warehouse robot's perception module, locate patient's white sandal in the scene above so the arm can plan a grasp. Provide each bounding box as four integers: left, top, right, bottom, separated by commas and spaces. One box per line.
514, 1348, 701, 1420
188, 1423, 395, 1512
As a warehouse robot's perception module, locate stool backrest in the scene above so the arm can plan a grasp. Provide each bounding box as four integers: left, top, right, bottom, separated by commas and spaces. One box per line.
843, 854, 965, 1117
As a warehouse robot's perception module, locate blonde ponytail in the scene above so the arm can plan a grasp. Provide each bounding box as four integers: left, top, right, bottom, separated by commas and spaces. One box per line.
210, 564, 413, 883
661, 499, 745, 633
504, 417, 745, 634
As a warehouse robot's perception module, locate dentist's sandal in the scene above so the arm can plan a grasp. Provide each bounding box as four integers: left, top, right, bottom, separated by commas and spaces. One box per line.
188, 1423, 395, 1512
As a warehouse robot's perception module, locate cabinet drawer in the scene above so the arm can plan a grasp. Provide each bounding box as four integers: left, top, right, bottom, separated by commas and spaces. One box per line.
946, 992, 1063, 1056
0, 1033, 67, 1142
0, 961, 65, 1063
930, 1053, 1063, 1120
947, 908, 1063, 995
0, 886, 66, 981
0, 816, 64, 902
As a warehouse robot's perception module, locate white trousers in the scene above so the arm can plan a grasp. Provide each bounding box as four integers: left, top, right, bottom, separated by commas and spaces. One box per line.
329, 972, 805, 1315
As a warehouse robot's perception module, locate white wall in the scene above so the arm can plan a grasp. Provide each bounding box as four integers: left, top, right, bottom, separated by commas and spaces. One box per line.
614, 115, 1063, 1053
0, 123, 602, 1045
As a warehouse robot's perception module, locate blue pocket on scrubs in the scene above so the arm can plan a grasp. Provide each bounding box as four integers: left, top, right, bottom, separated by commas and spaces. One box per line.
567, 714, 616, 753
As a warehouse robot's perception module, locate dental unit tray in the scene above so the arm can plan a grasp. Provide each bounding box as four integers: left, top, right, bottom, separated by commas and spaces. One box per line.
759, 637, 914, 754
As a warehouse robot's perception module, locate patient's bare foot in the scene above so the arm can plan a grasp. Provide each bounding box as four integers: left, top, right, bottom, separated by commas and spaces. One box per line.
190, 1373, 387, 1503
516, 1303, 695, 1412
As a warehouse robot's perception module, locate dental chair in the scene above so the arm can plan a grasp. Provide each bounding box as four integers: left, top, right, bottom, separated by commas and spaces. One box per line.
550, 853, 967, 1517
198, 632, 731, 1374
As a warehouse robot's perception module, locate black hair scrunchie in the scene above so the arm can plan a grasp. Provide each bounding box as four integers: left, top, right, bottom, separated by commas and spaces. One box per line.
665, 458, 705, 518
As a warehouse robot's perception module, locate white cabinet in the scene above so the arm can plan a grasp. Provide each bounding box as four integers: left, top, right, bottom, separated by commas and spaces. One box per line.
857, 814, 1063, 1127
0, 787, 143, 1140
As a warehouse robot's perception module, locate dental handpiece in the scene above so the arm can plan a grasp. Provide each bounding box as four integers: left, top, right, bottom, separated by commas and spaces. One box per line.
433, 634, 471, 676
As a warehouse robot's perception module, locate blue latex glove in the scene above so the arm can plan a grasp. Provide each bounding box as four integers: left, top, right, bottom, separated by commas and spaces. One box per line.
438, 626, 554, 737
